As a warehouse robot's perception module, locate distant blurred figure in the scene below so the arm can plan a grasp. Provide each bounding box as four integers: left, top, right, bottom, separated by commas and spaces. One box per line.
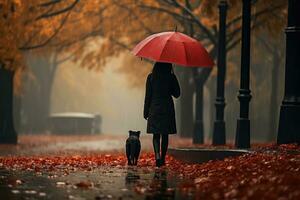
144, 62, 180, 167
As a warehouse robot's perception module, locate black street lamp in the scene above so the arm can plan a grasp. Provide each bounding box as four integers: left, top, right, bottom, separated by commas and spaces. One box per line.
235, 0, 252, 148
277, 0, 300, 144
212, 0, 228, 145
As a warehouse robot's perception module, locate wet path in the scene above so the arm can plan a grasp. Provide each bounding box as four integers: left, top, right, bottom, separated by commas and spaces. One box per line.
0, 135, 190, 200
0, 166, 193, 200
0, 135, 195, 199
1, 135, 300, 199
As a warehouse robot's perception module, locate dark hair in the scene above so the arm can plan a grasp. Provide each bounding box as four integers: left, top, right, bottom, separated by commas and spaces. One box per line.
152, 62, 173, 75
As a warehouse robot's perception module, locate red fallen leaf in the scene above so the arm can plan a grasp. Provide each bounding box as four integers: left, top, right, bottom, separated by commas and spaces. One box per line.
0, 145, 300, 199
226, 165, 235, 170
178, 182, 195, 193
225, 189, 238, 198
75, 181, 93, 188
194, 177, 209, 184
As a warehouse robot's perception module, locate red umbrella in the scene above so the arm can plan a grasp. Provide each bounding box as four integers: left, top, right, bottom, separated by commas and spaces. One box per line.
132, 31, 214, 67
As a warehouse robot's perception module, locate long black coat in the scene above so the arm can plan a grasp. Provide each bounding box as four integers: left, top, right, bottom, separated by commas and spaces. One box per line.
143, 72, 180, 134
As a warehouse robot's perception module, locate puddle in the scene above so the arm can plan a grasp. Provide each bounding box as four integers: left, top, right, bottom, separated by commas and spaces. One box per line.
0, 167, 195, 200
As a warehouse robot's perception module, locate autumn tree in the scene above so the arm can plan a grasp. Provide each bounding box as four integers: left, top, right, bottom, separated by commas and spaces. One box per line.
21, 48, 76, 133
0, 0, 106, 143
255, 33, 285, 140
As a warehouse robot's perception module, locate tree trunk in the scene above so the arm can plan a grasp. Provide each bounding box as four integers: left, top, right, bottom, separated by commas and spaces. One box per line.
22, 55, 57, 133
177, 17, 196, 138
269, 52, 280, 140
193, 77, 204, 143
0, 65, 17, 144
13, 95, 22, 133
208, 76, 217, 141
176, 68, 194, 138
193, 67, 213, 144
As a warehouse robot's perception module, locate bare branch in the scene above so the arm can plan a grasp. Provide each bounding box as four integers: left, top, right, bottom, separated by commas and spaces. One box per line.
226, 37, 241, 52
168, 0, 217, 45
112, 1, 154, 35
226, 15, 268, 52
52, 29, 102, 49
256, 36, 274, 54
20, 10, 71, 50
108, 37, 132, 51
39, 0, 62, 7
138, 4, 191, 23
55, 52, 75, 65
226, 4, 281, 50
36, 0, 79, 20
227, 3, 286, 29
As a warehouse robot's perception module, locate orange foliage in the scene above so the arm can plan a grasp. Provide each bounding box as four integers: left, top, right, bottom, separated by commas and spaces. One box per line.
0, 0, 287, 87
72, 0, 286, 86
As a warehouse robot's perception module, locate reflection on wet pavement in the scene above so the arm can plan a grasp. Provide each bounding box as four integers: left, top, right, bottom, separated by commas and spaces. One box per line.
0, 166, 194, 200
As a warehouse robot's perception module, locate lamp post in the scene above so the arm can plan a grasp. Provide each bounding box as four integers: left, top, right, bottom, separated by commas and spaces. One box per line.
212, 0, 228, 145
277, 0, 300, 144
235, 0, 252, 148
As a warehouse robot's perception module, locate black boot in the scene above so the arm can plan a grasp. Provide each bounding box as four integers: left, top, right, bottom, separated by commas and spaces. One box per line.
153, 134, 161, 167
161, 135, 169, 166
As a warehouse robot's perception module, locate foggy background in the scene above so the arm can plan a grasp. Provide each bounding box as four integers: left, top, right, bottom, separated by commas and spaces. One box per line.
15, 30, 285, 143
51, 56, 146, 134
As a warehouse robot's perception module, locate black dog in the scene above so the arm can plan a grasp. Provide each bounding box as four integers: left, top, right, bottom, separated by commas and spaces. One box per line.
126, 130, 141, 166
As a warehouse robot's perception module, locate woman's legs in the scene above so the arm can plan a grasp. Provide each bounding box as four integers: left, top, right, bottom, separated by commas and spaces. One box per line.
161, 134, 169, 165
152, 134, 161, 166
153, 134, 169, 167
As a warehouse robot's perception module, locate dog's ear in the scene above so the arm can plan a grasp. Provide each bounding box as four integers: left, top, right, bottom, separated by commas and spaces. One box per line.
137, 131, 141, 137
129, 130, 133, 136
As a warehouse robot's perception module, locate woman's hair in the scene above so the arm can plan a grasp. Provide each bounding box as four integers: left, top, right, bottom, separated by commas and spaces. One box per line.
152, 62, 173, 75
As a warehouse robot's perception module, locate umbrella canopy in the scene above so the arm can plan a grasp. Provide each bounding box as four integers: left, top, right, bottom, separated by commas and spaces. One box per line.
132, 31, 214, 67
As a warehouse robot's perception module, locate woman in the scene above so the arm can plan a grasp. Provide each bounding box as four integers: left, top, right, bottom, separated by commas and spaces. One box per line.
144, 62, 180, 167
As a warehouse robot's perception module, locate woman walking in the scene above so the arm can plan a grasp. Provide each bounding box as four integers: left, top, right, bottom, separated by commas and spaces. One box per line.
144, 62, 180, 167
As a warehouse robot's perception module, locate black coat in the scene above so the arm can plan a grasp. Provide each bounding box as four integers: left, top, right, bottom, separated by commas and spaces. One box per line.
144, 72, 180, 134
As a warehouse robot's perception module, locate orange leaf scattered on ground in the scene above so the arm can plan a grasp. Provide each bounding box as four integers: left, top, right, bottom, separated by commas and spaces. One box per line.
75, 181, 93, 188
0, 144, 299, 199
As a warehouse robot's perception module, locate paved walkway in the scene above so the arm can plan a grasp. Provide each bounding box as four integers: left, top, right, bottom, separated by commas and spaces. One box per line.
0, 166, 189, 200
0, 134, 193, 200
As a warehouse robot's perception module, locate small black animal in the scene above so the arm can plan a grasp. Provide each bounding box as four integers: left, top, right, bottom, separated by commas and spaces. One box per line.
126, 130, 141, 166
